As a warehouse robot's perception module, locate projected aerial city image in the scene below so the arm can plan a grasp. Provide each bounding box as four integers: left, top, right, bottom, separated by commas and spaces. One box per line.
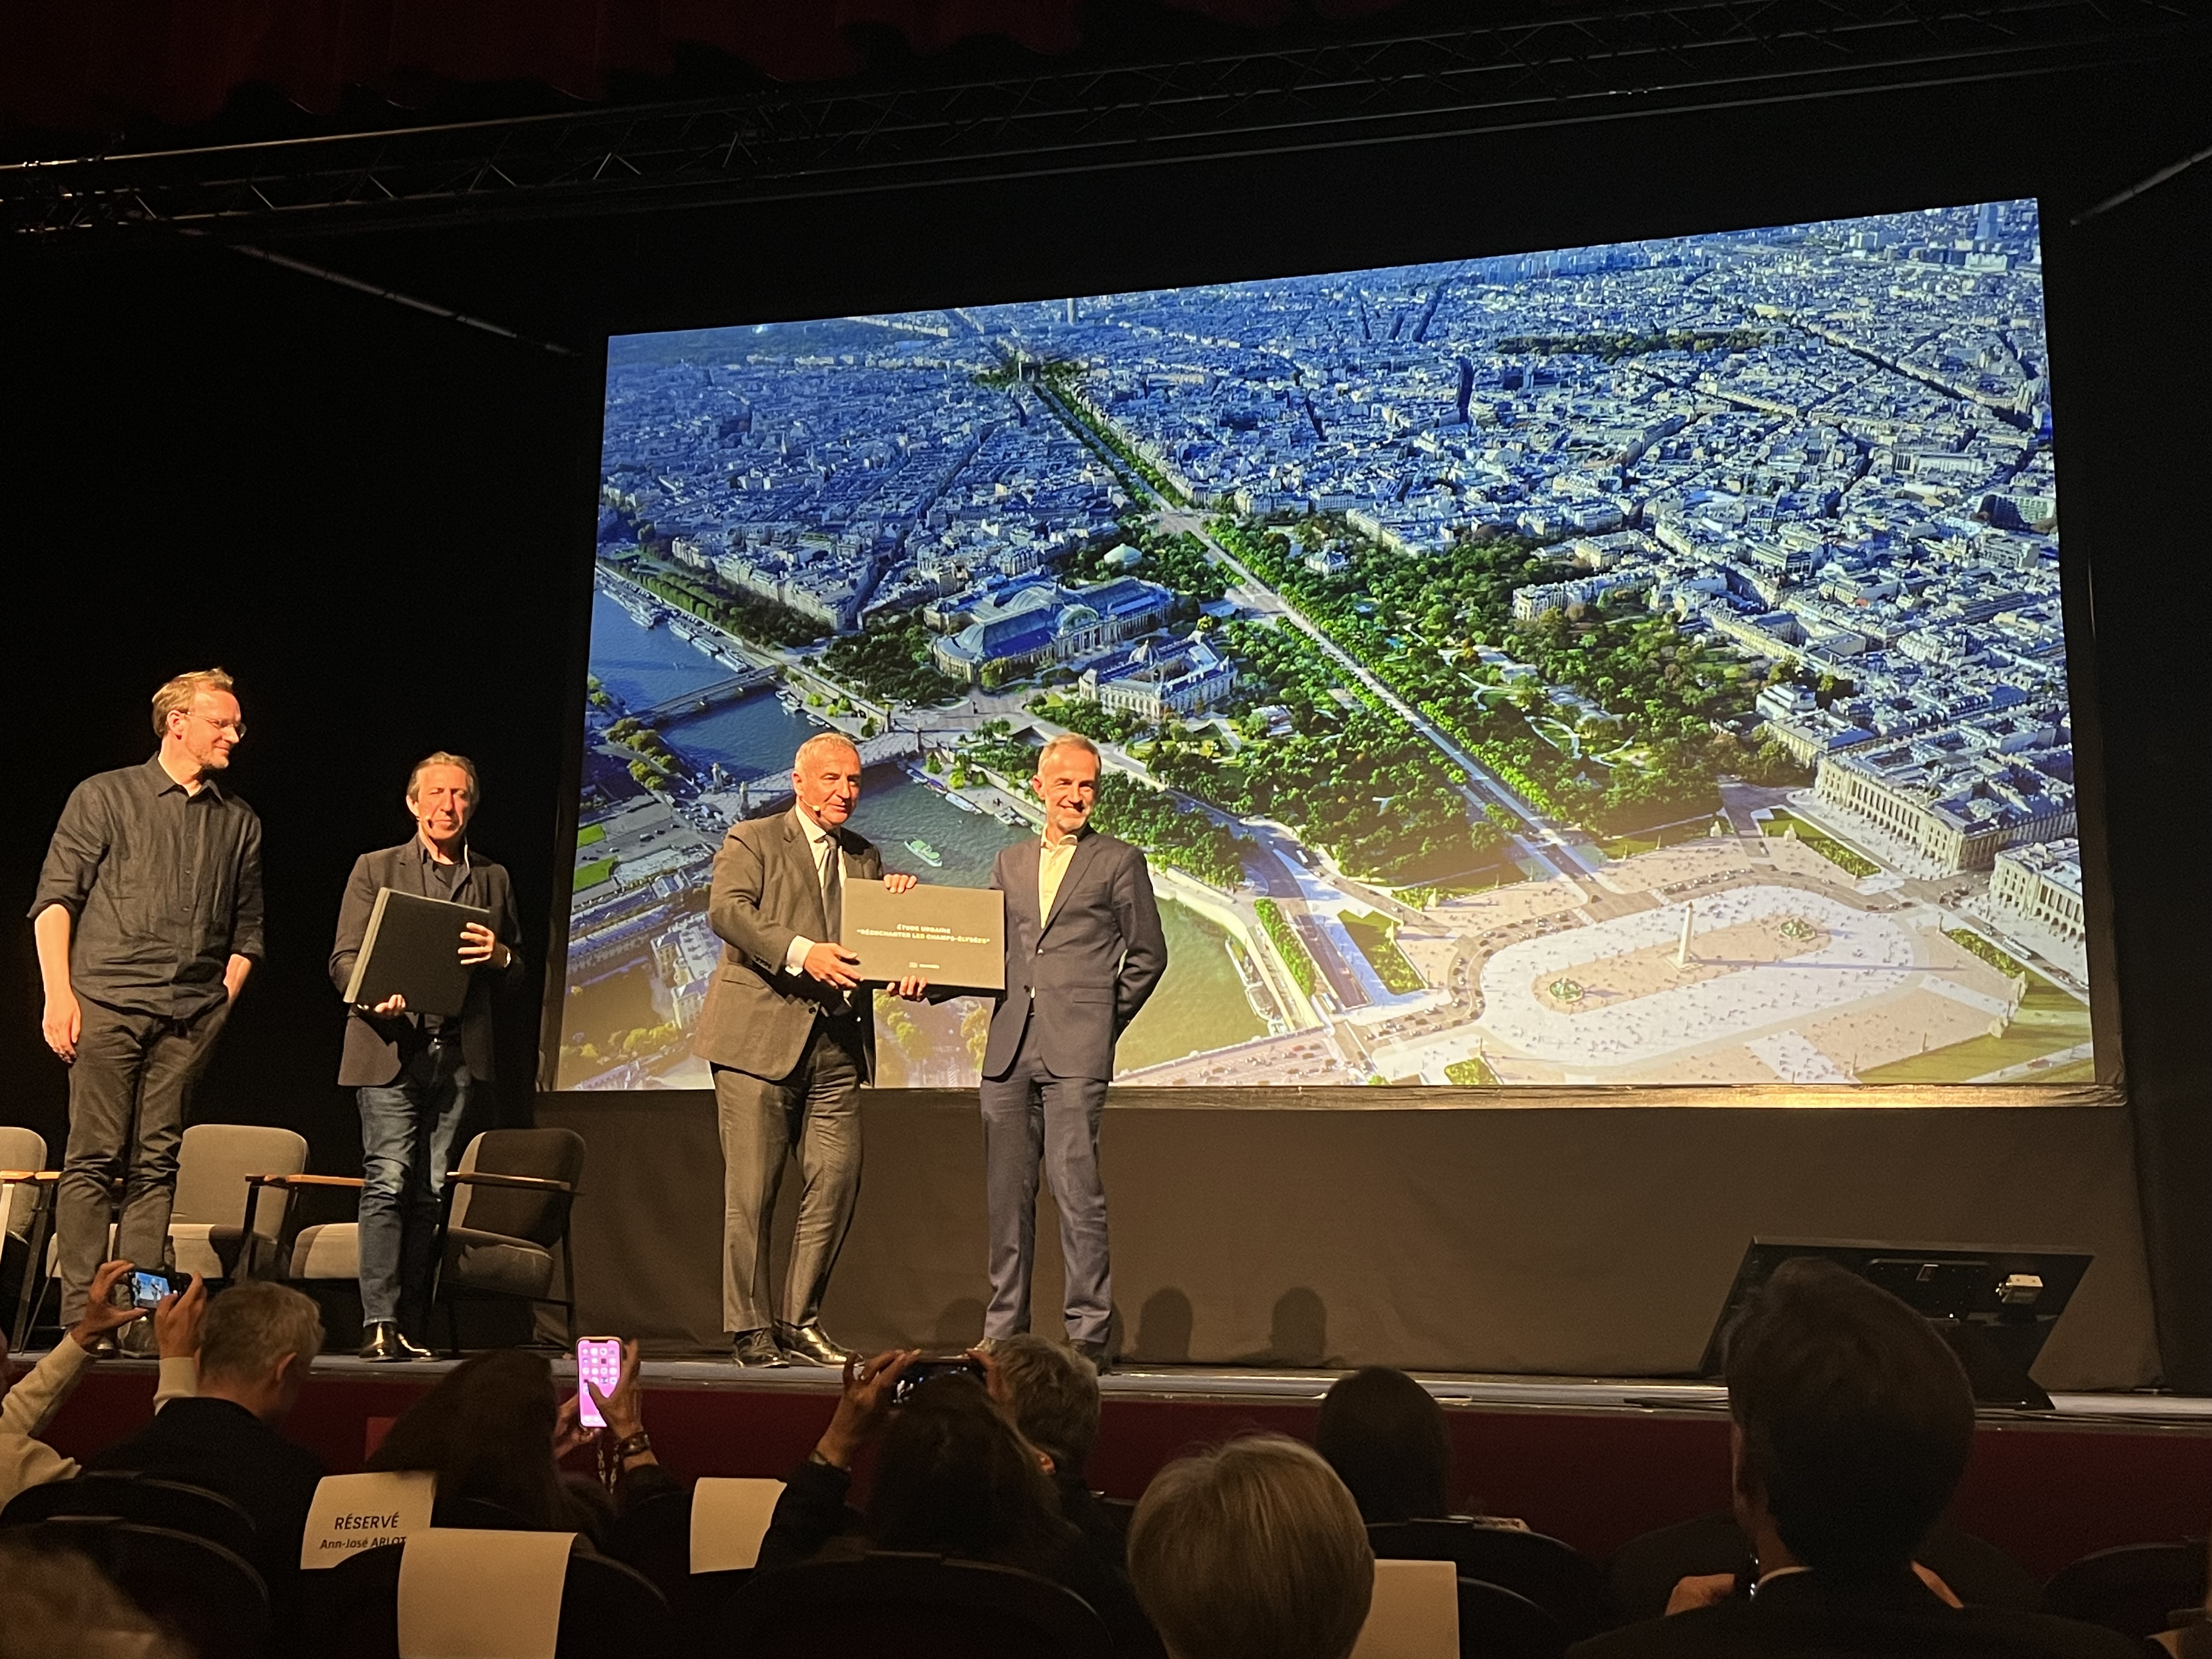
558, 199, 2091, 1093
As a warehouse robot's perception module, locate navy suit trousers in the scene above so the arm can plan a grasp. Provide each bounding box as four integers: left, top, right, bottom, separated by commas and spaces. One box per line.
979, 1008, 1111, 1345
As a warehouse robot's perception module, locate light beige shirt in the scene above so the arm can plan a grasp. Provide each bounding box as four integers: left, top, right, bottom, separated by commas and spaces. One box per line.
1039, 832, 1081, 926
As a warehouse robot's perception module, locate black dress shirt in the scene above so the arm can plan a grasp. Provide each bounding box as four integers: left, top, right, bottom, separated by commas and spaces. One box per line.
30, 755, 265, 1019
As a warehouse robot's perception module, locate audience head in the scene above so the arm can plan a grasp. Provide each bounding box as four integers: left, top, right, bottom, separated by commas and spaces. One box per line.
1315, 1365, 1453, 1523
195, 1280, 323, 1424
988, 1334, 1102, 1479
867, 1372, 1074, 1572
1724, 1257, 1974, 1581
0, 1533, 188, 1659
366, 1349, 575, 1530
1130, 1434, 1374, 1659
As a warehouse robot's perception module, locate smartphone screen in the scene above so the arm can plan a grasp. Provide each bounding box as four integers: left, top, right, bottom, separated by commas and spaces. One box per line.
128, 1270, 173, 1310
576, 1338, 623, 1430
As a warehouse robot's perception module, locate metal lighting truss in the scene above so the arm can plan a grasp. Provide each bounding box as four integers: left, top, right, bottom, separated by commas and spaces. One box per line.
5, 0, 2209, 236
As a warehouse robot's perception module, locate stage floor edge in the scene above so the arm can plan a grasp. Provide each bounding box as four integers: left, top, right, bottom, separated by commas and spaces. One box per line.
173, 1353, 2212, 1427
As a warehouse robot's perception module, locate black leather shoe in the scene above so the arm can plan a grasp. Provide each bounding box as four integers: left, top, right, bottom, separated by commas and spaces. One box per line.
1073, 1339, 1115, 1375
732, 1328, 789, 1368
359, 1321, 430, 1362
775, 1322, 857, 1368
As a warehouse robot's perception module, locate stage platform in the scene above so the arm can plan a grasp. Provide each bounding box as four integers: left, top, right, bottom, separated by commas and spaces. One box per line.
31, 1354, 2212, 1581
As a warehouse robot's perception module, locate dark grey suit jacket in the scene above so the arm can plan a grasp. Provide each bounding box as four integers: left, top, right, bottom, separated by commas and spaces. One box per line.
984, 828, 1167, 1082
329, 841, 523, 1088
693, 809, 884, 1084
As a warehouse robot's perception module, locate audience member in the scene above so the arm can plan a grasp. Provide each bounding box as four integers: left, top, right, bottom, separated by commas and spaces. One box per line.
1568, 1259, 2138, 1658
1127, 1434, 1374, 1659
85, 1278, 325, 1598
760, 1352, 1122, 1610
1, 1260, 200, 1507
1316, 1364, 1455, 1524
366, 1341, 669, 1542
984, 1333, 1128, 1559
0, 1532, 189, 1659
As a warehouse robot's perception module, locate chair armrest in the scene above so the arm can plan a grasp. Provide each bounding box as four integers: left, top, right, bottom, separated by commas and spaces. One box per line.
0, 1171, 59, 1184
244, 1174, 367, 1190
443, 1172, 575, 1195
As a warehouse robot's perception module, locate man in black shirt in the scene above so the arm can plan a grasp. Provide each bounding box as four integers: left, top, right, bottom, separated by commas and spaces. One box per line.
87, 1279, 326, 1610
329, 753, 523, 1362
31, 668, 264, 1325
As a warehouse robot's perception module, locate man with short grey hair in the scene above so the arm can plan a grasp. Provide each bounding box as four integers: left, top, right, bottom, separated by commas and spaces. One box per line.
984, 1333, 1130, 1560
978, 731, 1166, 1371
87, 1280, 327, 1601
693, 732, 929, 1367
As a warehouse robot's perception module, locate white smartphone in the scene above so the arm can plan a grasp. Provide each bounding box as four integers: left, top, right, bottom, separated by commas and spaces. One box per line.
576, 1337, 623, 1430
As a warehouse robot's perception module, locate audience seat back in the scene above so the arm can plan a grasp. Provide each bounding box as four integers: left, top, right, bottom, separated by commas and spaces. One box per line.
1369, 1519, 1606, 1638
727, 1550, 1113, 1658
18, 1515, 270, 1658
315, 1536, 675, 1659
0, 1469, 259, 1563
2044, 1539, 2209, 1644
1455, 1578, 1567, 1659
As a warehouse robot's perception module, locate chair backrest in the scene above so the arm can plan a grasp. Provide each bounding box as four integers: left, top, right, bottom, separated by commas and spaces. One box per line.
1370, 1519, 1606, 1639
0, 1469, 259, 1564
728, 1551, 1114, 1658
452, 1130, 585, 1246
0, 1126, 48, 1243
171, 1123, 307, 1235
1455, 1578, 1566, 1659
2044, 1541, 2210, 1643
316, 1536, 675, 1659
20, 1516, 270, 1659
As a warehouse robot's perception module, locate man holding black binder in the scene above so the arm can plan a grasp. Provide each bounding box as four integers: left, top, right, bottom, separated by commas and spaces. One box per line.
329, 752, 522, 1362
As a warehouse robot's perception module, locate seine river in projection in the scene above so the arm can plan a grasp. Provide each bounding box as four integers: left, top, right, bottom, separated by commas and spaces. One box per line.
584, 589, 1266, 1075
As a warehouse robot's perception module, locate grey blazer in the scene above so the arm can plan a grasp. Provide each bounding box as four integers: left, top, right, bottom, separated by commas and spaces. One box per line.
984, 829, 1167, 1082
693, 810, 883, 1084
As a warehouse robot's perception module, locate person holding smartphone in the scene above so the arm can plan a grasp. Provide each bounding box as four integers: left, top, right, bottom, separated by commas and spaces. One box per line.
329, 752, 523, 1362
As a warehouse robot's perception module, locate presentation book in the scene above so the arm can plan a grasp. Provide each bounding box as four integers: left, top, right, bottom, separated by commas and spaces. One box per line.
840, 879, 1006, 992
341, 888, 493, 1017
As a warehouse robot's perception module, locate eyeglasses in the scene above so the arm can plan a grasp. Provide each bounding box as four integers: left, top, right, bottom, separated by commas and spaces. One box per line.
188, 713, 247, 738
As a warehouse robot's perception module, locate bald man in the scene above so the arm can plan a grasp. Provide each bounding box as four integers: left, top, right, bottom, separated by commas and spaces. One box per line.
692, 733, 925, 1367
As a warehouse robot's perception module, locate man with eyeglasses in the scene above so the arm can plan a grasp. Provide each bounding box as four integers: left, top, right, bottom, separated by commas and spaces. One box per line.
329, 752, 523, 1361
31, 668, 265, 1341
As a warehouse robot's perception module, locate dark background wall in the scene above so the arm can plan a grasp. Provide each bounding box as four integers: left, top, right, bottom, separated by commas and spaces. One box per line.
5, 62, 2208, 1376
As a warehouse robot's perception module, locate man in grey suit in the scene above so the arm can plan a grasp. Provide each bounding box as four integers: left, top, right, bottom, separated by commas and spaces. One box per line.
980, 732, 1167, 1370
693, 732, 926, 1367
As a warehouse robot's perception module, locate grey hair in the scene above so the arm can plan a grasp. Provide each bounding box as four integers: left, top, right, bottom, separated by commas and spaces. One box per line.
1035, 731, 1102, 774
198, 1280, 324, 1385
989, 1334, 1102, 1474
793, 731, 862, 772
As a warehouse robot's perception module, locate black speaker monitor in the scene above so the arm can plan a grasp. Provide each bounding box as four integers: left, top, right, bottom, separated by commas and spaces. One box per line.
1699, 1238, 2093, 1410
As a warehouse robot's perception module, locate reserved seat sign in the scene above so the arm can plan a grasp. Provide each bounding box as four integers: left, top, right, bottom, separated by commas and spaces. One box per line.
301, 1471, 438, 1568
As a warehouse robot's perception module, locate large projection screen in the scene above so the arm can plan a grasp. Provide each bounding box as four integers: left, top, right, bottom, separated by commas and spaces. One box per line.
555, 199, 2107, 1099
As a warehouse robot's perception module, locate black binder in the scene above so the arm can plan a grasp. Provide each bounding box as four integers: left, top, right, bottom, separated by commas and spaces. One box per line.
341, 888, 493, 1018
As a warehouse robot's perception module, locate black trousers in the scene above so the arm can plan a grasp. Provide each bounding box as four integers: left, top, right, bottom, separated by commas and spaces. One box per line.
57, 996, 230, 1321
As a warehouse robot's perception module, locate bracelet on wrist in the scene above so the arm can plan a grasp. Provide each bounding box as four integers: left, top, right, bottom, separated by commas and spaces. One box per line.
609, 1430, 652, 1460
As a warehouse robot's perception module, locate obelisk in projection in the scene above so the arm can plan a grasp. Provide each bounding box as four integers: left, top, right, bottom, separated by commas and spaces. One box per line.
1675, 901, 1695, 969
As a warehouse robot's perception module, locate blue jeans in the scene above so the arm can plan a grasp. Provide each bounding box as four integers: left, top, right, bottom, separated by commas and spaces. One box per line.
356, 1042, 476, 1328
